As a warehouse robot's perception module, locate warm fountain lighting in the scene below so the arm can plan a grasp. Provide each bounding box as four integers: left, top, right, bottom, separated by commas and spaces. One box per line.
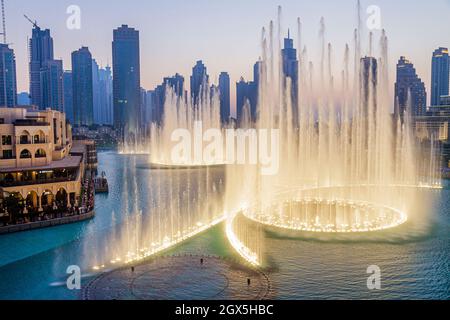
92, 216, 225, 271
226, 214, 260, 266
89, 7, 441, 273
245, 197, 408, 233
221, 8, 441, 265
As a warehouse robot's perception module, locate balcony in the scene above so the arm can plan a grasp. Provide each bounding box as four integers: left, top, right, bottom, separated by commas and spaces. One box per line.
0, 158, 16, 168
33, 138, 47, 144
17, 138, 48, 145
14, 120, 50, 127
0, 176, 77, 188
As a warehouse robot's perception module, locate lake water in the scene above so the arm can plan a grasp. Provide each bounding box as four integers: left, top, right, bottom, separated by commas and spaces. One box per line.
0, 151, 448, 300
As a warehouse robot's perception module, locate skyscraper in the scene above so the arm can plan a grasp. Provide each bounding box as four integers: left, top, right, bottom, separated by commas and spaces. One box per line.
0, 44, 17, 107
63, 71, 74, 123
153, 83, 165, 125
92, 59, 101, 124
72, 47, 94, 126
40, 59, 63, 111
29, 26, 54, 108
144, 90, 156, 124
431, 47, 449, 106
236, 77, 250, 124
236, 77, 257, 125
394, 56, 427, 117
112, 25, 141, 131
164, 73, 184, 97
98, 66, 113, 126
190, 60, 209, 104
236, 61, 262, 124
219, 72, 230, 124
150, 74, 185, 125
282, 32, 299, 126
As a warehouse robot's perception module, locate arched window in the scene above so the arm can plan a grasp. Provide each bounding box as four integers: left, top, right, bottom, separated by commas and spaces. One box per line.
20, 149, 32, 159
35, 149, 47, 158
33, 130, 46, 144
41, 191, 54, 207
26, 191, 39, 209
19, 131, 31, 144
56, 188, 68, 208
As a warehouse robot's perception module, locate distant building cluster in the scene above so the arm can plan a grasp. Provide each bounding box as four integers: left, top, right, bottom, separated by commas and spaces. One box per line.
0, 12, 448, 171
0, 19, 301, 134
393, 48, 450, 171
0, 22, 114, 129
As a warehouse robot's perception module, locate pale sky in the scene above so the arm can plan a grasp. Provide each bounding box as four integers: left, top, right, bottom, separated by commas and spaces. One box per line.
6, 0, 450, 110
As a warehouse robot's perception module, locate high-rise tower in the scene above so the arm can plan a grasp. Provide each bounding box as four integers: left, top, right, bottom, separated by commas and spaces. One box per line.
218, 72, 230, 124
431, 47, 449, 106
112, 25, 141, 130
72, 47, 94, 126
394, 56, 427, 117
0, 43, 16, 107
29, 26, 54, 108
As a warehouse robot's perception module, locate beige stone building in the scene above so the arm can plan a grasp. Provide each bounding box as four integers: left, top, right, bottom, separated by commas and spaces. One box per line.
0, 107, 84, 219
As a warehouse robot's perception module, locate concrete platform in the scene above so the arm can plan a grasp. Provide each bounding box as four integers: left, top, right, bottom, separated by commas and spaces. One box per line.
82, 255, 272, 300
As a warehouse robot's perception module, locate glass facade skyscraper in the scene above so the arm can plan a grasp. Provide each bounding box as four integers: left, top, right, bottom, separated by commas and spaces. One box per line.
63, 71, 74, 124
236, 61, 262, 125
0, 44, 17, 107
219, 72, 230, 124
431, 47, 449, 106
40, 59, 63, 112
92, 61, 114, 126
98, 66, 114, 126
282, 32, 299, 127
164, 73, 184, 97
112, 25, 141, 131
29, 26, 54, 109
394, 56, 427, 117
190, 60, 209, 105
72, 47, 94, 126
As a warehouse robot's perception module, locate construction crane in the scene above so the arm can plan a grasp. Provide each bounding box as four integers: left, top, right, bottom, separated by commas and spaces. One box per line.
23, 14, 39, 29
0, 0, 7, 44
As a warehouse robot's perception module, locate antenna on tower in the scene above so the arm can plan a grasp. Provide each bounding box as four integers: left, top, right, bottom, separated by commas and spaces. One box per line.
0, 0, 7, 44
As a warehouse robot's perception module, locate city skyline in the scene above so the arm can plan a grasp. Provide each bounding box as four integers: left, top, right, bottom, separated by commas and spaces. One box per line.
0, 0, 449, 304
5, 0, 450, 113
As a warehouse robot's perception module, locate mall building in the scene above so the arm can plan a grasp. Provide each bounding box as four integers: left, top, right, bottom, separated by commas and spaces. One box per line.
0, 106, 84, 217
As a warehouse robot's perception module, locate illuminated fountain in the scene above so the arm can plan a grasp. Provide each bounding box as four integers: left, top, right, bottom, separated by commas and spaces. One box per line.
120, 83, 225, 167
224, 5, 441, 266
84, 155, 226, 272
89, 4, 440, 273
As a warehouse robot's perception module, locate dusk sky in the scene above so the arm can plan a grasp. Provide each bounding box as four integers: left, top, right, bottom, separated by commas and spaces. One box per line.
6, 0, 450, 109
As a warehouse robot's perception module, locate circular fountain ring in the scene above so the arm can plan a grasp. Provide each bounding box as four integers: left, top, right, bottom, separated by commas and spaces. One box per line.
244, 197, 407, 233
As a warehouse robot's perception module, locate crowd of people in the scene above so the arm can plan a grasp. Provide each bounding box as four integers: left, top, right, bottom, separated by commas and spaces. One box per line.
0, 176, 95, 227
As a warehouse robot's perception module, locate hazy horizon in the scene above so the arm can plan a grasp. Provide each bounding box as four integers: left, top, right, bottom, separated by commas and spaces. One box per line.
6, 0, 450, 112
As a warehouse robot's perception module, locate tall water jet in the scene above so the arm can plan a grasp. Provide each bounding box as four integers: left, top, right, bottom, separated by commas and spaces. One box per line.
107, 5, 441, 270
225, 6, 441, 266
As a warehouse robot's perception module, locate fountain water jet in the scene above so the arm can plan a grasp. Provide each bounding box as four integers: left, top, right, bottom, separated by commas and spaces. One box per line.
224, 6, 441, 266
92, 5, 441, 271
